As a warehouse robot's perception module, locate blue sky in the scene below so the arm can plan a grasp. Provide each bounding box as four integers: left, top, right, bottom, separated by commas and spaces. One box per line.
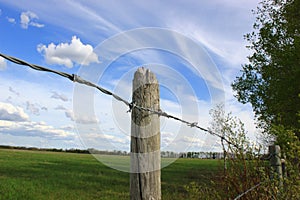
0, 0, 261, 153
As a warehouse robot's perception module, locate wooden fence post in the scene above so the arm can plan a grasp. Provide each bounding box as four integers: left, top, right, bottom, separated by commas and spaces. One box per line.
269, 145, 283, 187
130, 67, 161, 200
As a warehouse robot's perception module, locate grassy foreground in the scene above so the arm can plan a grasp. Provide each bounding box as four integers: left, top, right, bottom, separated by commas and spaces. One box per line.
0, 149, 220, 199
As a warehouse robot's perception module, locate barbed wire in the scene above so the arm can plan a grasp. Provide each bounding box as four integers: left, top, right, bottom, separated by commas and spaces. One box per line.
233, 149, 284, 199
233, 182, 263, 200
0, 53, 238, 148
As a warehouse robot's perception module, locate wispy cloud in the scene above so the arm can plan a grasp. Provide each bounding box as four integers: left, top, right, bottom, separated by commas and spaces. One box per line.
3, 1, 258, 69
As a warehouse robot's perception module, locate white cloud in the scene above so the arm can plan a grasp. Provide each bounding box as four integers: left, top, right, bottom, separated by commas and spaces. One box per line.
64, 109, 74, 119
52, 105, 98, 124
41, 107, 48, 111
0, 77, 81, 146
37, 36, 100, 68
0, 57, 6, 70
0, 120, 75, 140
0, 101, 75, 140
54, 105, 67, 110
9, 86, 20, 96
51, 91, 69, 102
54, 105, 98, 124
85, 133, 127, 144
161, 131, 176, 148
0, 102, 29, 122
6, 17, 16, 24
182, 136, 204, 145
20, 11, 44, 29
29, 21, 44, 28
61, 125, 74, 131
26, 101, 40, 116
65, 109, 98, 124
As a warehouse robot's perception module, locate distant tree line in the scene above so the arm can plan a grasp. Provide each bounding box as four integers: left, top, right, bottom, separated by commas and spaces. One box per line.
0, 145, 250, 159
0, 145, 89, 154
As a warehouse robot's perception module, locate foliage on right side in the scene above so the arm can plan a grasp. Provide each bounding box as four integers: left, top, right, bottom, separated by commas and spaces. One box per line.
185, 106, 300, 199
231, 0, 300, 137
186, 0, 299, 198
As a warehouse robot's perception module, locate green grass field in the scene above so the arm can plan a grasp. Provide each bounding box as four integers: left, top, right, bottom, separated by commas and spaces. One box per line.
0, 149, 220, 199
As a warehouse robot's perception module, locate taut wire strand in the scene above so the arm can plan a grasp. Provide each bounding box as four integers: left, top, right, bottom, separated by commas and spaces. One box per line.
0, 53, 237, 148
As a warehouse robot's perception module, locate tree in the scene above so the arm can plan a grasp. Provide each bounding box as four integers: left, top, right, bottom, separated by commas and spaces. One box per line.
232, 0, 300, 138
209, 104, 250, 174
206, 105, 300, 199
209, 104, 228, 173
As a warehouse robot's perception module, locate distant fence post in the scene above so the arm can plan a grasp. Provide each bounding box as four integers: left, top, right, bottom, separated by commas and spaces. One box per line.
269, 145, 283, 187
130, 68, 161, 200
